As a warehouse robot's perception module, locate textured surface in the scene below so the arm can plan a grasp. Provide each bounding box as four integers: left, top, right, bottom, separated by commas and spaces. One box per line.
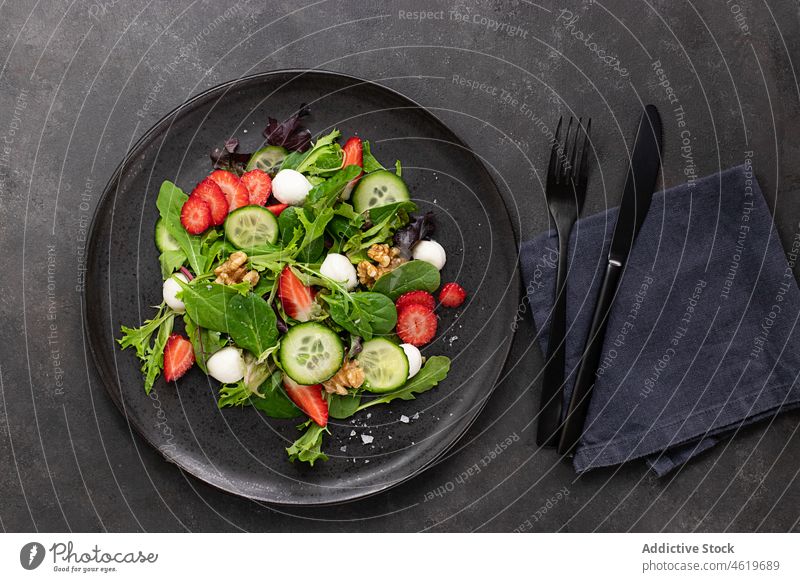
1, 0, 799, 531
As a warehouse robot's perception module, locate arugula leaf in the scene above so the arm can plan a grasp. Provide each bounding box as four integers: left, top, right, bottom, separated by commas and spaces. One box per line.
250, 371, 302, 418
342, 201, 416, 255
305, 165, 362, 211
371, 260, 441, 299
286, 421, 329, 465
357, 356, 451, 411
156, 181, 205, 275
183, 315, 225, 373
328, 392, 361, 419
361, 140, 385, 173
281, 129, 342, 176
159, 250, 186, 279
179, 282, 278, 360
118, 305, 176, 394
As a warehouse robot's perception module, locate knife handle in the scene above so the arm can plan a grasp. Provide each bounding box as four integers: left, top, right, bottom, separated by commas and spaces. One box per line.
557, 260, 623, 455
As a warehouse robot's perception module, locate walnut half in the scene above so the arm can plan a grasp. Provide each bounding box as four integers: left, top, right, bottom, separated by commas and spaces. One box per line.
357, 244, 408, 286
323, 359, 365, 395
214, 251, 260, 287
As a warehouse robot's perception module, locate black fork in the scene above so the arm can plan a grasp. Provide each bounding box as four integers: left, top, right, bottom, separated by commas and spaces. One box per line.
537, 116, 592, 447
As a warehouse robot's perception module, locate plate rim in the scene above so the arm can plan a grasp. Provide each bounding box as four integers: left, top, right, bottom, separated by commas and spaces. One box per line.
84, 68, 521, 506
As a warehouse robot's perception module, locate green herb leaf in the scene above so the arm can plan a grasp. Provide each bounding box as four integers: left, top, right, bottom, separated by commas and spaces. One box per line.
357, 356, 451, 411
156, 181, 205, 275
371, 260, 441, 299
328, 392, 362, 419
286, 421, 329, 465
180, 282, 279, 360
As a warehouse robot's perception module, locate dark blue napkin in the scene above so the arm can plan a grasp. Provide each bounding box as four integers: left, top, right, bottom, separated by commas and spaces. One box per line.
521, 164, 800, 475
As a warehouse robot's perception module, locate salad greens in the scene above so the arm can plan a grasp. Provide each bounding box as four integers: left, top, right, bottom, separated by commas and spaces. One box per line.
118, 117, 457, 466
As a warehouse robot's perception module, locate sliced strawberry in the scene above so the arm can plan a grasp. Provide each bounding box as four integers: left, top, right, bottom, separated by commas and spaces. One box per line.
265, 203, 289, 216
396, 290, 436, 314
190, 178, 228, 226
278, 266, 317, 322
439, 282, 467, 308
396, 303, 438, 347
209, 169, 249, 211
180, 196, 212, 234
341, 136, 363, 199
163, 333, 195, 382
241, 169, 273, 206
283, 375, 328, 427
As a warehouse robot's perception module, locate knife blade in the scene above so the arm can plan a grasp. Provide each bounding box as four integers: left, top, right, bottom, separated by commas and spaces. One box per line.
556, 105, 663, 455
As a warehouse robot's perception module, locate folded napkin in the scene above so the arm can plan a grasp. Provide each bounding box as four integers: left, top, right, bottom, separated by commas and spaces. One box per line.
521, 165, 800, 475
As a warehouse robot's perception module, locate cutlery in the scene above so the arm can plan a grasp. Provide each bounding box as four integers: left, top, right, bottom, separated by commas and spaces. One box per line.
537, 117, 592, 447
557, 105, 663, 455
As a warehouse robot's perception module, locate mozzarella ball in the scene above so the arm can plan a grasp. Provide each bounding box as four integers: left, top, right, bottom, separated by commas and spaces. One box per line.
272, 169, 312, 206
411, 240, 447, 271
207, 346, 245, 384
400, 343, 422, 379
162, 273, 188, 312
320, 253, 358, 290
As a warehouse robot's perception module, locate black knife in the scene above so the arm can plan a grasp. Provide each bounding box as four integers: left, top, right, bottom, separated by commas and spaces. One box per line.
556, 105, 663, 455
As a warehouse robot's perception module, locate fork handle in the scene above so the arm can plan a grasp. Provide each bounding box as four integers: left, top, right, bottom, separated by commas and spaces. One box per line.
536, 222, 572, 447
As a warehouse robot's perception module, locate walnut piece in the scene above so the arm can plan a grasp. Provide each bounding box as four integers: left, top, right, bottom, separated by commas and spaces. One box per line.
357, 245, 408, 286
214, 251, 260, 286
323, 359, 365, 395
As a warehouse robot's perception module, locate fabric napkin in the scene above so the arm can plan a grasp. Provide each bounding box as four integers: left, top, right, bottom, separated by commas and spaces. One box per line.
521, 165, 800, 475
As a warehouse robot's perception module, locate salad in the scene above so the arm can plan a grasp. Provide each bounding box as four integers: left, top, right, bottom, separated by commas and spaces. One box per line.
118, 106, 467, 465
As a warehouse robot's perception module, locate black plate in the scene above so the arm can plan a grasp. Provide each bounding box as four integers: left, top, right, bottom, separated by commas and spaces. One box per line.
85, 70, 520, 505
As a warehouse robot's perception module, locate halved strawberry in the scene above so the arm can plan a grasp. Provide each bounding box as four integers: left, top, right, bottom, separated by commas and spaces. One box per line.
190, 178, 228, 226
439, 282, 466, 308
209, 169, 249, 211
241, 169, 273, 206
341, 136, 363, 200
396, 303, 438, 347
283, 375, 328, 427
396, 290, 436, 314
278, 266, 317, 322
163, 333, 195, 382
265, 203, 289, 216
180, 196, 212, 234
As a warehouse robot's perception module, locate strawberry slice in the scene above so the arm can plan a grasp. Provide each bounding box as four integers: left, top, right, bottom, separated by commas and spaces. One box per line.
265, 203, 289, 216
396, 290, 436, 314
439, 282, 467, 308
209, 169, 249, 211
190, 178, 228, 226
241, 169, 273, 206
396, 303, 437, 347
163, 333, 195, 382
283, 375, 328, 427
180, 196, 212, 234
278, 266, 317, 322
341, 136, 363, 199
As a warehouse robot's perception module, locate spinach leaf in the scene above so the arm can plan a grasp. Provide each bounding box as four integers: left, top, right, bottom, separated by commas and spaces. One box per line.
286, 421, 329, 465
179, 282, 278, 360
159, 249, 186, 279
328, 392, 362, 419
250, 371, 302, 418
371, 260, 441, 300
183, 315, 225, 373
325, 292, 397, 340
156, 181, 205, 275
357, 356, 450, 411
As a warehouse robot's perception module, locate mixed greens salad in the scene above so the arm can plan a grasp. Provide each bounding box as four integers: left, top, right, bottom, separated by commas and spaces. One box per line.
118, 106, 467, 465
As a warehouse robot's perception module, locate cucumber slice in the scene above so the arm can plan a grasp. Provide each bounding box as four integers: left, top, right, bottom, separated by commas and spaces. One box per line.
280, 322, 344, 385
352, 170, 410, 213
357, 338, 409, 393
246, 145, 289, 174
224, 205, 279, 249
155, 217, 180, 252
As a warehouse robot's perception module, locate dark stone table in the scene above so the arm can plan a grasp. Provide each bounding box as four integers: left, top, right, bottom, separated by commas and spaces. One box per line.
1, 0, 798, 532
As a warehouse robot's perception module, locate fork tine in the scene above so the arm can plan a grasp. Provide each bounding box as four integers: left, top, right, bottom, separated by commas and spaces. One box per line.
568, 117, 581, 180
577, 118, 592, 189
560, 117, 574, 183
548, 117, 563, 182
